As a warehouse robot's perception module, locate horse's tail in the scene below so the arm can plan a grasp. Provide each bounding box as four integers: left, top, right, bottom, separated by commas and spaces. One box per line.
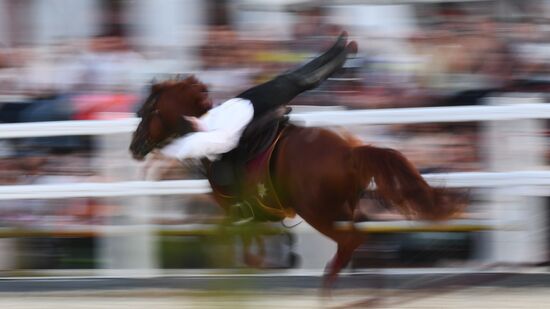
352, 145, 463, 221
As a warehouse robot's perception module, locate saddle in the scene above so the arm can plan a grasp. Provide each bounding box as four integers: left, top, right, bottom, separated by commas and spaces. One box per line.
207, 106, 294, 222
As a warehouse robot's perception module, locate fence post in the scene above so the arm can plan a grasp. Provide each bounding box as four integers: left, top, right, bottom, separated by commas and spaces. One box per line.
484, 94, 548, 264
96, 132, 158, 277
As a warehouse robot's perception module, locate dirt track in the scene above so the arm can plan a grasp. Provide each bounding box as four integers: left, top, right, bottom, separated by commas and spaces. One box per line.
1, 287, 549, 309
0, 272, 548, 308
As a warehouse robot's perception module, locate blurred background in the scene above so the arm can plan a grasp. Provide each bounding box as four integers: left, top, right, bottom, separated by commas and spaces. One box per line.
0, 0, 549, 277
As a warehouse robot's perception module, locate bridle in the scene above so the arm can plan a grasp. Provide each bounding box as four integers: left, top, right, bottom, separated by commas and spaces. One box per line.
132, 80, 200, 157
133, 92, 175, 153
151, 108, 173, 132
144, 93, 195, 150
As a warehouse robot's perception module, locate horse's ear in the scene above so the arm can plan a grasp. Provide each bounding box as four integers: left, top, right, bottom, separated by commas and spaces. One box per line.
186, 74, 199, 84
151, 79, 163, 93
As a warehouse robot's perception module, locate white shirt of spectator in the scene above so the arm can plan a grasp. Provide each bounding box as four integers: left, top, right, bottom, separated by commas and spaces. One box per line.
160, 98, 254, 161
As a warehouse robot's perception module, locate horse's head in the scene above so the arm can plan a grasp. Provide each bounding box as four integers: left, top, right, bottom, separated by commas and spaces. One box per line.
129, 75, 212, 160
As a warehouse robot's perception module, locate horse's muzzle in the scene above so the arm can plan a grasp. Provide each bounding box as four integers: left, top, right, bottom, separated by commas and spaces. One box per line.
129, 139, 153, 161
132, 152, 146, 161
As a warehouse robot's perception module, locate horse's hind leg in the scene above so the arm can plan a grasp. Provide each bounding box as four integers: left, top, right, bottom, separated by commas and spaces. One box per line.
323, 233, 364, 290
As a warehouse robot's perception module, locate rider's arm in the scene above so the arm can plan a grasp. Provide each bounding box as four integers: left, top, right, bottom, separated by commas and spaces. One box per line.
160, 98, 254, 161
160, 130, 235, 160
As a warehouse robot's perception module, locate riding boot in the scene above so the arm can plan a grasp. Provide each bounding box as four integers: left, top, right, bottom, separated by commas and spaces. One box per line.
285, 40, 358, 90
288, 31, 348, 78
236, 33, 356, 116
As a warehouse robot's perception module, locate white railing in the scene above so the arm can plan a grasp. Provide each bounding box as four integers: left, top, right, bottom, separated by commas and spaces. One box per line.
0, 118, 139, 138
2, 171, 550, 200
0, 179, 211, 200
2, 103, 550, 138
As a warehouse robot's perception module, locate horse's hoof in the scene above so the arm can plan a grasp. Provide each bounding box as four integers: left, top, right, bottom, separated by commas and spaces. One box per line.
243, 253, 264, 268
321, 275, 336, 297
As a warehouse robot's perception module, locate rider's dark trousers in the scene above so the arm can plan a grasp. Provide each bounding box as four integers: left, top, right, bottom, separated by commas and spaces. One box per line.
237, 33, 349, 118
236, 74, 305, 117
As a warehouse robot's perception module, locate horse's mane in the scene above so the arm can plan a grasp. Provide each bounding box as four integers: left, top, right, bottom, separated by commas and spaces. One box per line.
136, 75, 206, 118
137, 91, 159, 118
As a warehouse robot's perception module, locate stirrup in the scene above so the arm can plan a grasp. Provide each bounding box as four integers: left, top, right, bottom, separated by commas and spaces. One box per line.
229, 201, 255, 225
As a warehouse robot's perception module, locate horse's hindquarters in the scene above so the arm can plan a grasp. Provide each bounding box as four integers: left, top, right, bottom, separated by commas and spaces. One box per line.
272, 126, 360, 227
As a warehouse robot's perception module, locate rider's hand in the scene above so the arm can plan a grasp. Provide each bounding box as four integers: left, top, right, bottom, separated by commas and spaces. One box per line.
183, 116, 204, 131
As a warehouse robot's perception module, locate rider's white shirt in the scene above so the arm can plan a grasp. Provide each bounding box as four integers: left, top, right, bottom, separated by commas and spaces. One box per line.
160, 98, 254, 161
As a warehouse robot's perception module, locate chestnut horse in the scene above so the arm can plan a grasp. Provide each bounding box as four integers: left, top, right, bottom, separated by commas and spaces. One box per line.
129, 76, 461, 288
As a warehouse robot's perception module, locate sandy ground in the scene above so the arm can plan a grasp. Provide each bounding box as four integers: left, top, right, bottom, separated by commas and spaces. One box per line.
0, 287, 549, 309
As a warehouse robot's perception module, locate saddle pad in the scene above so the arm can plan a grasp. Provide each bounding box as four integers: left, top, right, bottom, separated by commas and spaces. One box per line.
209, 128, 295, 221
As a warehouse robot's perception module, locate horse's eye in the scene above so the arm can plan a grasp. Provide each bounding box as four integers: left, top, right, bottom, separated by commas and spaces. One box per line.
152, 109, 160, 115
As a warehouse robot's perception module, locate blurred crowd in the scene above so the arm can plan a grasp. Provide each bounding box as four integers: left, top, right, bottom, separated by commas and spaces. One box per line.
1, 2, 550, 231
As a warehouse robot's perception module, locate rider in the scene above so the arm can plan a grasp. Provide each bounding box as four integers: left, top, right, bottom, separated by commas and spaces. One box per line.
160, 31, 357, 162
